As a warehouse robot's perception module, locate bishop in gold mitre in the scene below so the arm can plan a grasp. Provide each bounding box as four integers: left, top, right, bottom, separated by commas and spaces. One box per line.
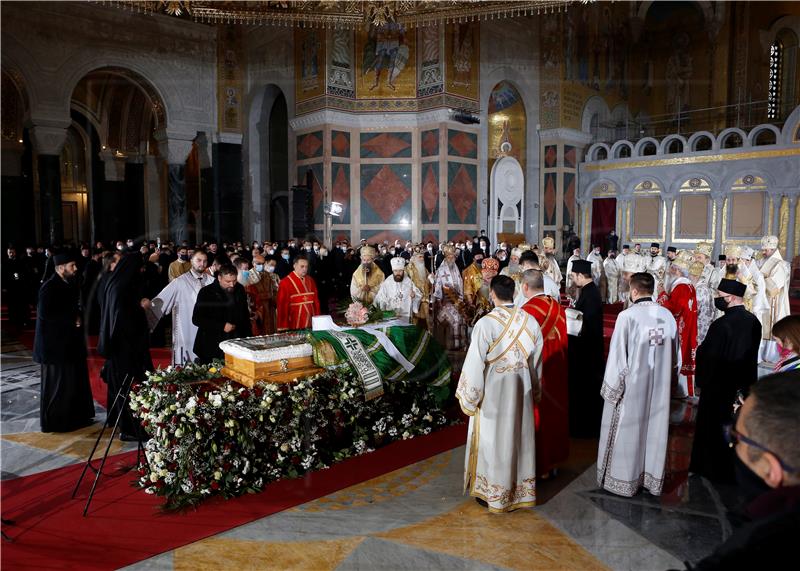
350, 245, 385, 306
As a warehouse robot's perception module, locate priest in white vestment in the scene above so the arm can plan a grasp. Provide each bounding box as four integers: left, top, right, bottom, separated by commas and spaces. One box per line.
514, 251, 560, 306
604, 252, 620, 304
565, 248, 581, 289
456, 275, 543, 512
373, 257, 422, 322
739, 247, 769, 329
597, 271, 680, 497
540, 236, 563, 287
586, 246, 604, 287
759, 235, 791, 362
143, 251, 214, 365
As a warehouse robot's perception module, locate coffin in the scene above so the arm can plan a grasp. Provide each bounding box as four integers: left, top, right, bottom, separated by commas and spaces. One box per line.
218, 333, 324, 387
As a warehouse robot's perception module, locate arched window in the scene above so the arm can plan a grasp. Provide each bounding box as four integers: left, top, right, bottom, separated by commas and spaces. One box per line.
768, 29, 799, 121
590, 113, 600, 142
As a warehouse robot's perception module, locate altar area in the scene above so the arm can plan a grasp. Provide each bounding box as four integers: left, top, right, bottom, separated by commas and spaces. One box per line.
131, 323, 454, 509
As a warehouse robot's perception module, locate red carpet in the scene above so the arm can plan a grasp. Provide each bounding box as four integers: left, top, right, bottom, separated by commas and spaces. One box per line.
1, 422, 467, 570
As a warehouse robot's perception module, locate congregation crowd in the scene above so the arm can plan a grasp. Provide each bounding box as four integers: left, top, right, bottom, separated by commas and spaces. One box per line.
3, 229, 798, 567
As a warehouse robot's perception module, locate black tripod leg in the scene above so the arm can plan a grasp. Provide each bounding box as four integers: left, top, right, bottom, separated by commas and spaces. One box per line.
71, 374, 129, 499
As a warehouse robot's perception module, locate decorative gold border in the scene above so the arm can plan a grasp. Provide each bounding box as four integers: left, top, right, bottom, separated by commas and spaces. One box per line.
722, 193, 770, 244
584, 148, 800, 172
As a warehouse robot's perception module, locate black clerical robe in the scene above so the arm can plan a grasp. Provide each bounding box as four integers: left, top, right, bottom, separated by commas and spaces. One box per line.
33, 274, 94, 432
192, 280, 252, 364
690, 305, 761, 483
568, 281, 605, 437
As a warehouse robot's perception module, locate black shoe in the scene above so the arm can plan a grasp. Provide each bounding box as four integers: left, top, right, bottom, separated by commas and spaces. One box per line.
475, 497, 488, 508
119, 433, 140, 442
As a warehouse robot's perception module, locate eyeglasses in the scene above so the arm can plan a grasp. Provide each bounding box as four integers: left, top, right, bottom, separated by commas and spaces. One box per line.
723, 424, 798, 473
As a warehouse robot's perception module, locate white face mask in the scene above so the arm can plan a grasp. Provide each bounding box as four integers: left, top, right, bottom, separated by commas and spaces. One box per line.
266, 265, 276, 273
255, 264, 264, 272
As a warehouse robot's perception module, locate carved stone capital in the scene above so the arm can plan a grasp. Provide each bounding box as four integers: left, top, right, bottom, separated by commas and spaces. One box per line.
195, 133, 213, 169
29, 124, 69, 156
98, 149, 127, 182
154, 129, 196, 165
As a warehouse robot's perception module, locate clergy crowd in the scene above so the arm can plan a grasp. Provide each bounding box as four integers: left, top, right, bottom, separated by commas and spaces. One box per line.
6, 229, 798, 529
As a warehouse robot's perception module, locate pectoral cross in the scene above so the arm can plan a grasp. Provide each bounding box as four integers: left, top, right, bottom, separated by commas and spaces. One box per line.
649, 327, 665, 346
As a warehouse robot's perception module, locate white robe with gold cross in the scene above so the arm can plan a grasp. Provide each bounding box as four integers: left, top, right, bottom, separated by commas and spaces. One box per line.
455, 305, 543, 512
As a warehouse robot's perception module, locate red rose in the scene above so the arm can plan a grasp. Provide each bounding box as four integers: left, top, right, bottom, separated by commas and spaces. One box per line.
254, 387, 264, 397
240, 389, 250, 399
166, 384, 178, 394
291, 456, 301, 466
210, 480, 220, 490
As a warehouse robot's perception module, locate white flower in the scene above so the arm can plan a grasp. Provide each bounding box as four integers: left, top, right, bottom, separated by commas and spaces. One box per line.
280, 443, 289, 452
175, 428, 184, 438
196, 431, 202, 440
214, 471, 222, 480
149, 472, 159, 482
402, 431, 411, 439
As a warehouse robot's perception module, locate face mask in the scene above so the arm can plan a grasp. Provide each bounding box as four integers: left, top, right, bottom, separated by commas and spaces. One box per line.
179, 254, 189, 261
427, 246, 433, 251
282, 254, 290, 261
255, 264, 264, 272
777, 344, 793, 359
266, 265, 275, 273
714, 297, 730, 312
241, 270, 250, 281
305, 246, 312, 252
734, 454, 772, 503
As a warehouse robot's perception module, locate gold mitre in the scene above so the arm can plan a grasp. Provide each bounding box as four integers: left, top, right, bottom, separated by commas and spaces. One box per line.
542, 236, 555, 249
724, 243, 742, 259
442, 244, 456, 256
694, 241, 713, 258
518, 242, 532, 252
689, 260, 705, 277
672, 249, 693, 270
761, 235, 779, 250
360, 245, 377, 259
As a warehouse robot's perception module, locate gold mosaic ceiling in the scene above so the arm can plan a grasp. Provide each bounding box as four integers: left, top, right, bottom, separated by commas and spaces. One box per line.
107, 1, 578, 28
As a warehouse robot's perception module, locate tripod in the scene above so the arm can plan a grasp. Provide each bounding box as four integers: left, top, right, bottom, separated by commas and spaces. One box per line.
72, 374, 149, 516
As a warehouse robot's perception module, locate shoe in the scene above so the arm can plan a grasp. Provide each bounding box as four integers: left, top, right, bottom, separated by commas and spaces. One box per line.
119, 433, 140, 442
475, 497, 488, 508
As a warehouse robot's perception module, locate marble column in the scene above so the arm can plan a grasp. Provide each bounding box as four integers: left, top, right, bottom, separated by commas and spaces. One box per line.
771, 193, 782, 239
664, 196, 675, 248
154, 132, 194, 244
712, 195, 724, 258
30, 124, 69, 245
786, 195, 798, 259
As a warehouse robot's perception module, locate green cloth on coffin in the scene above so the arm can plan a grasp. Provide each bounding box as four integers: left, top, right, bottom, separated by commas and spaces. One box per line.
308, 325, 451, 406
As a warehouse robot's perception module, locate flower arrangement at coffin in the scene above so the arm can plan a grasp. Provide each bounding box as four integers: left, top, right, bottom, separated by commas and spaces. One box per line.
130, 362, 448, 510
342, 301, 396, 327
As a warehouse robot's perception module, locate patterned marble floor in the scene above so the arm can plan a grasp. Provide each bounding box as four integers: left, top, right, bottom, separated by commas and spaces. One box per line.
1, 322, 744, 570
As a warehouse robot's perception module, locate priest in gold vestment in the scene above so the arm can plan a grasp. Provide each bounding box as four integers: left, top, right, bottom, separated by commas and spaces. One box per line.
406, 248, 431, 329
456, 275, 543, 512
350, 245, 385, 305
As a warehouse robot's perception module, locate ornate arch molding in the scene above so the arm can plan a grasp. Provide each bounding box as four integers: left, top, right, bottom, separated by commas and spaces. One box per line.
585, 142, 610, 162
633, 137, 660, 157
659, 134, 688, 155
609, 139, 634, 159
717, 127, 750, 149
580, 95, 610, 134
668, 173, 717, 196
781, 105, 800, 145
720, 168, 778, 196
758, 14, 800, 53
687, 130, 717, 152
746, 124, 782, 146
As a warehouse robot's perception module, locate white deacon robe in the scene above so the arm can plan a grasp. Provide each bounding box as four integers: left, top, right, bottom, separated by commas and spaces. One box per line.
565, 254, 581, 288
455, 305, 543, 512
513, 274, 560, 307
148, 270, 214, 365
586, 252, 604, 286
597, 300, 680, 497
541, 253, 562, 287
645, 255, 667, 291
373, 275, 422, 321
604, 257, 620, 304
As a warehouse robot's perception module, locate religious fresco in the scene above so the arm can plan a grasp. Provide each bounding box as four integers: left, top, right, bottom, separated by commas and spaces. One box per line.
544, 145, 557, 168
297, 163, 324, 225
218, 27, 244, 133
488, 81, 526, 172
564, 145, 577, 168
327, 28, 354, 98
331, 130, 350, 158
421, 129, 439, 157
360, 132, 412, 158
417, 24, 443, 97
445, 22, 479, 101
295, 28, 326, 103
360, 163, 412, 225
356, 23, 416, 99
331, 162, 351, 224
296, 131, 324, 160
447, 129, 477, 159
420, 162, 439, 224
447, 162, 477, 225
448, 229, 474, 243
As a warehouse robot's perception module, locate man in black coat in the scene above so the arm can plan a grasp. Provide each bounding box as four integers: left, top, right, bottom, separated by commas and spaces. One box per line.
2, 246, 29, 329
690, 278, 762, 483
192, 264, 252, 364
688, 371, 800, 570
33, 252, 95, 432
567, 259, 605, 437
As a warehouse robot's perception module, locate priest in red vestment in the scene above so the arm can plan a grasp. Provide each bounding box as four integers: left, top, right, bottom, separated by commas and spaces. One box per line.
277, 255, 321, 331
520, 268, 569, 478
657, 250, 698, 397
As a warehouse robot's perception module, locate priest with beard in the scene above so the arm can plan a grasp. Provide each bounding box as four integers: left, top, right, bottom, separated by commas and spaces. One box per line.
500, 247, 523, 284
350, 245, 385, 305
567, 259, 605, 437
406, 246, 431, 329
462, 250, 486, 309
373, 257, 422, 322
98, 252, 154, 441
597, 272, 680, 497
33, 252, 95, 433
520, 269, 570, 478
657, 250, 698, 398
432, 244, 466, 350
540, 236, 563, 287
690, 278, 762, 483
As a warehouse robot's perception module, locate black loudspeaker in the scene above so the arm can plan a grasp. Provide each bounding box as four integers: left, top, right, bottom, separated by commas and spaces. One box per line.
291, 177, 313, 238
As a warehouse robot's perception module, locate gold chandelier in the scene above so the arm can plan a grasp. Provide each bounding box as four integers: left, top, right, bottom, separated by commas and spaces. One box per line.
105, 1, 578, 28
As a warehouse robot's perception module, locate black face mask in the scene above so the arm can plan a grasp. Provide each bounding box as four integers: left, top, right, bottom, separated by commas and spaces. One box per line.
734, 454, 772, 503
714, 297, 730, 312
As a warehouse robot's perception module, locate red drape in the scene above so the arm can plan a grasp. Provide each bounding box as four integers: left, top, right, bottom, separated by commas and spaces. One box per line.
591, 197, 616, 255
